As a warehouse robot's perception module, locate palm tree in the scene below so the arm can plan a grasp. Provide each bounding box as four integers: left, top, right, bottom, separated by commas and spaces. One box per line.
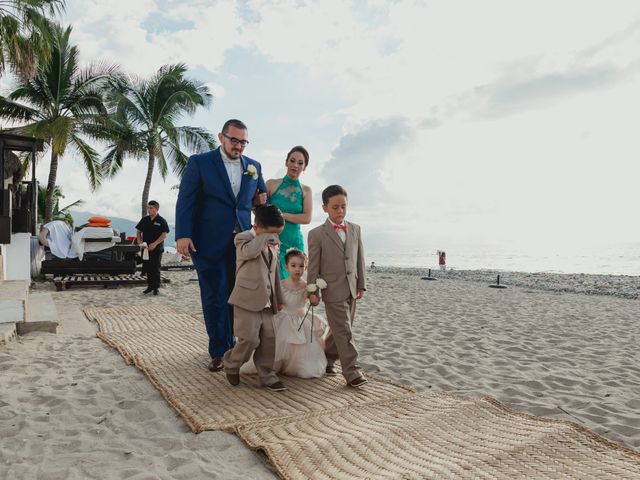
0, 0, 65, 78
101, 63, 216, 217
0, 24, 118, 222
37, 183, 83, 226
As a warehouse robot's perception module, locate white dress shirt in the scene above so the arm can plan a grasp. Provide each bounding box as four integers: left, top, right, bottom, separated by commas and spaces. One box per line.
220, 147, 243, 197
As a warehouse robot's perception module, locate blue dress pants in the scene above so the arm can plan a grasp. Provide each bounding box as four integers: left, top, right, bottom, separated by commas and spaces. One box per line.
192, 242, 236, 358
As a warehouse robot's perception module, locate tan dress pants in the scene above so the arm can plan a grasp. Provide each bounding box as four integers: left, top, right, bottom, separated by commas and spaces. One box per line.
223, 306, 279, 386
324, 298, 362, 382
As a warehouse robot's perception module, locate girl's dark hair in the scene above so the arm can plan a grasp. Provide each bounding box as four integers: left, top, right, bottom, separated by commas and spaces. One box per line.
284, 248, 307, 264
286, 145, 309, 167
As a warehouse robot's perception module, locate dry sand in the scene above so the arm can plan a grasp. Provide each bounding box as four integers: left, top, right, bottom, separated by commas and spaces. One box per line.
1, 269, 638, 478
357, 273, 640, 450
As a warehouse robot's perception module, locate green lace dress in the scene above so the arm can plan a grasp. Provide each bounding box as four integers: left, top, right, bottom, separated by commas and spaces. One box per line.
270, 176, 305, 279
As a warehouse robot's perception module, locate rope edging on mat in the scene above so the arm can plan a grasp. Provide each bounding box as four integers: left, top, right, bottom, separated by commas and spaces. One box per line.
129, 353, 207, 433
96, 332, 135, 365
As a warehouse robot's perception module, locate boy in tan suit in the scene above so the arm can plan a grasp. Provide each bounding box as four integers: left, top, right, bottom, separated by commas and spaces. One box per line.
223, 205, 287, 391
308, 185, 367, 388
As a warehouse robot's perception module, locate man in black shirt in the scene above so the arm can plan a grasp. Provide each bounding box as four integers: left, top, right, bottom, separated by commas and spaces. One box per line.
136, 200, 170, 295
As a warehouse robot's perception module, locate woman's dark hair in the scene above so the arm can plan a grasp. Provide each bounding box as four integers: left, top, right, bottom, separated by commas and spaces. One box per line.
284, 248, 307, 265
321, 185, 348, 205
286, 145, 309, 167
254, 204, 285, 228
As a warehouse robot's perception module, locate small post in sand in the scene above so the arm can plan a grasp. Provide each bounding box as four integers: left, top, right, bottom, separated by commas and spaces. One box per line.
489, 274, 507, 289
421, 268, 437, 281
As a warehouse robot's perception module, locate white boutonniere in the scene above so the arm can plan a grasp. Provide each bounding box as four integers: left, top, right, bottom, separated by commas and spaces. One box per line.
244, 164, 258, 180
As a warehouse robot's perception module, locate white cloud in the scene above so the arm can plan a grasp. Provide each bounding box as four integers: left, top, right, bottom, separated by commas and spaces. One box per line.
65, 0, 246, 75
36, 0, 640, 268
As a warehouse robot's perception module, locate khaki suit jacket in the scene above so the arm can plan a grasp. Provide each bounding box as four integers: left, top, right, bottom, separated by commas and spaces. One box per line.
307, 219, 366, 303
228, 230, 283, 313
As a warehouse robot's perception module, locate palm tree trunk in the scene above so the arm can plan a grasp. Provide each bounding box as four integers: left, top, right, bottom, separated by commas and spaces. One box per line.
45, 150, 59, 223
141, 147, 155, 217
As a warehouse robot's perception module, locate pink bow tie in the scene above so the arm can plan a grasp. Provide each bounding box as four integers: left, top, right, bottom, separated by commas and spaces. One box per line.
333, 224, 346, 232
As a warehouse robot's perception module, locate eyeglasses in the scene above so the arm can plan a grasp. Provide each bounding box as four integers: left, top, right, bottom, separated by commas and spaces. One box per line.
222, 133, 249, 146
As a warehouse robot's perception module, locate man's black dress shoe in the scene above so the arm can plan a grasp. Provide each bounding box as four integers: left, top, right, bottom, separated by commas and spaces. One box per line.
208, 357, 224, 372
153, 289, 159, 295
142, 287, 153, 294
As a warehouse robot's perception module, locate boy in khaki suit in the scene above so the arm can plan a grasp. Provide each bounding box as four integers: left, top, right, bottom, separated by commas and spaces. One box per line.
223, 205, 287, 391
308, 185, 367, 388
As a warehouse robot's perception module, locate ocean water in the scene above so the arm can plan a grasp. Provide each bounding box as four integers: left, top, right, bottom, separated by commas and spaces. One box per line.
166, 238, 639, 276
366, 243, 640, 276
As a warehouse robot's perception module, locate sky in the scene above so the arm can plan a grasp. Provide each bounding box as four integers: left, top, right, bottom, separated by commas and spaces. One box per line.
5, 0, 640, 261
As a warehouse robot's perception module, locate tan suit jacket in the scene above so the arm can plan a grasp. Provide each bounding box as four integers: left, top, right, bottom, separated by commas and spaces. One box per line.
307, 219, 366, 303
228, 230, 283, 313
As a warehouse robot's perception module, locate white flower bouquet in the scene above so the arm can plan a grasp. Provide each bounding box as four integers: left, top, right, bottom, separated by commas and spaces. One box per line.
306, 278, 327, 295
299, 278, 327, 342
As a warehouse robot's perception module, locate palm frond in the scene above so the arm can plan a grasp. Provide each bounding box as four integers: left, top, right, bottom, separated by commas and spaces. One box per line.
0, 0, 66, 78
70, 133, 102, 190
0, 95, 39, 122
153, 136, 169, 180
100, 145, 126, 178
59, 198, 84, 211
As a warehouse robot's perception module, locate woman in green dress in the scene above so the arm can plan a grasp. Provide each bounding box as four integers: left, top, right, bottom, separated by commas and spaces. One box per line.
266, 146, 312, 278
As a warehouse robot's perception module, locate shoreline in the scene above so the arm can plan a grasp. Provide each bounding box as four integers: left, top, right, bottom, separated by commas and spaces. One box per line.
371, 266, 640, 299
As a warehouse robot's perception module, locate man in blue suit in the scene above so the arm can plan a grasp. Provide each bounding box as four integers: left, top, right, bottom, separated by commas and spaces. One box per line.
175, 119, 267, 372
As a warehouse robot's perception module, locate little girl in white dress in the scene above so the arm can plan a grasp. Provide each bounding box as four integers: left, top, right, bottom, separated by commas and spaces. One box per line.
240, 249, 327, 378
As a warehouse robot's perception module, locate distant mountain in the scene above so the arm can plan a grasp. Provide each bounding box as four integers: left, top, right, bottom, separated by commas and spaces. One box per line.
70, 211, 176, 248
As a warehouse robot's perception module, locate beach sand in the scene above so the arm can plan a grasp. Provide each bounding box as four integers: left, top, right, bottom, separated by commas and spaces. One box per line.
358, 272, 640, 450
1, 269, 638, 478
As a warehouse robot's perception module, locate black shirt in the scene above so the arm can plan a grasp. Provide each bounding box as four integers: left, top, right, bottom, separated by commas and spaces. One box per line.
135, 214, 170, 251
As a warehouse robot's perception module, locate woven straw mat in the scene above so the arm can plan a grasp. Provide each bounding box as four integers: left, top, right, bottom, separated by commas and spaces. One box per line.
83, 304, 415, 432
84, 304, 640, 479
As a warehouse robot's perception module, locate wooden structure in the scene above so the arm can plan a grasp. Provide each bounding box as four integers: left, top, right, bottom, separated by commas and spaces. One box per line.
0, 133, 44, 244
53, 273, 170, 291
160, 261, 195, 271
40, 242, 140, 276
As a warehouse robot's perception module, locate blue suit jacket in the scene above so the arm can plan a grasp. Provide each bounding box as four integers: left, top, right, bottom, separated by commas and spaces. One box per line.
175, 148, 267, 260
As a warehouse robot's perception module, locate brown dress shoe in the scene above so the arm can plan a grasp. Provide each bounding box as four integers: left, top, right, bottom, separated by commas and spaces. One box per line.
325, 365, 338, 376
348, 376, 368, 388
266, 381, 287, 392
226, 372, 240, 386
208, 357, 224, 372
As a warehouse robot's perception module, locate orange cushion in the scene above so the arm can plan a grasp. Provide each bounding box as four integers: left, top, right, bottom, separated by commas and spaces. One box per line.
88, 216, 111, 224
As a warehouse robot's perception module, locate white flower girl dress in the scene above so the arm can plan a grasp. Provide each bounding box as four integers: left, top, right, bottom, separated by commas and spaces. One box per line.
240, 283, 327, 378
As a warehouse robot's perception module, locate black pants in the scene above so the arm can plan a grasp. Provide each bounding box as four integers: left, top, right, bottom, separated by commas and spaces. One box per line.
144, 249, 162, 290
